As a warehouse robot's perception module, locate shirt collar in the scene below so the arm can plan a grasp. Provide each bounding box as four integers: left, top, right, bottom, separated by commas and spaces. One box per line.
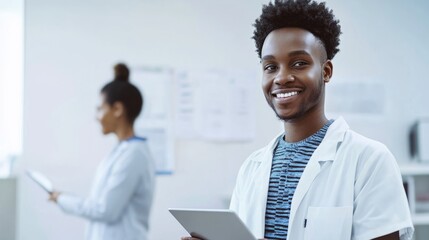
312, 116, 349, 162
258, 116, 349, 163
125, 136, 147, 142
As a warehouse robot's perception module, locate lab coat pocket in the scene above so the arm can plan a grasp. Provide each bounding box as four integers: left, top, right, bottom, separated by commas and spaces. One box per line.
304, 206, 352, 240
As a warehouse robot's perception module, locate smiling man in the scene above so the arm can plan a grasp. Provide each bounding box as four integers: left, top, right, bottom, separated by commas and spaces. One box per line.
228, 0, 414, 240
181, 1, 414, 240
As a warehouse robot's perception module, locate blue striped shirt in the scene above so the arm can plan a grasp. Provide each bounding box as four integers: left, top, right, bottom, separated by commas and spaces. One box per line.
264, 120, 333, 239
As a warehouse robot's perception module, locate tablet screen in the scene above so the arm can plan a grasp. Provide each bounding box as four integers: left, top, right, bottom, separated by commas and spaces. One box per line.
169, 208, 257, 240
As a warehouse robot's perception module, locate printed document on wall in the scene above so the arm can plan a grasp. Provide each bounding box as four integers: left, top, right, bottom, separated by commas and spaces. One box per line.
132, 66, 174, 174
175, 69, 256, 141
174, 70, 199, 139
326, 80, 386, 115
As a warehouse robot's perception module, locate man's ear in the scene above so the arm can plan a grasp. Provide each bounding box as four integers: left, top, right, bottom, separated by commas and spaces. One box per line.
113, 102, 124, 118
323, 60, 333, 83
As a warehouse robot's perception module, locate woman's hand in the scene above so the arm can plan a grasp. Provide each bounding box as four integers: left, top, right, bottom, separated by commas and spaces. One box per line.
48, 191, 61, 203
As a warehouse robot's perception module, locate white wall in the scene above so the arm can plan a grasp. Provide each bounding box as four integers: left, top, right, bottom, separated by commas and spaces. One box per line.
21, 1, 429, 240
0, 0, 23, 159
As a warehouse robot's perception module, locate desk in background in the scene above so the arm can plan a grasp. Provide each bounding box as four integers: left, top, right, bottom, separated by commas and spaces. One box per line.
0, 178, 17, 240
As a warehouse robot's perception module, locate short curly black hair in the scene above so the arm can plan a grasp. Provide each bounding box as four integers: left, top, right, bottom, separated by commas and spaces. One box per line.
253, 0, 341, 60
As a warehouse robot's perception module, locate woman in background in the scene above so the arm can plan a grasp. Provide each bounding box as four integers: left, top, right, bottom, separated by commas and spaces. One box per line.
49, 63, 156, 240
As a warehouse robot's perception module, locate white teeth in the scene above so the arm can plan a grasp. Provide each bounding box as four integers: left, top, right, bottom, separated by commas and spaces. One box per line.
276, 91, 298, 98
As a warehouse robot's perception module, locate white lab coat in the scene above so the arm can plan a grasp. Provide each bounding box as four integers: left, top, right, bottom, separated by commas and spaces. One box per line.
230, 117, 414, 240
57, 138, 155, 240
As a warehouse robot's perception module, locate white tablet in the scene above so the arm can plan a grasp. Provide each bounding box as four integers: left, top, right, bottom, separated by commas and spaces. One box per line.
169, 208, 257, 240
26, 169, 54, 193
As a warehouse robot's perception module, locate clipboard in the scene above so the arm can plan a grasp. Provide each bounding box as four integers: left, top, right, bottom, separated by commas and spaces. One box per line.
26, 170, 54, 193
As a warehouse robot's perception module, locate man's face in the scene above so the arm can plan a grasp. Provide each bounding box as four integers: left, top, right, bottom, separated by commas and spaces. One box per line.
261, 27, 330, 121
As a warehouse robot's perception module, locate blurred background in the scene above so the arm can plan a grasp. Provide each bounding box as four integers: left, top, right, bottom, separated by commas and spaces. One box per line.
1, 0, 429, 239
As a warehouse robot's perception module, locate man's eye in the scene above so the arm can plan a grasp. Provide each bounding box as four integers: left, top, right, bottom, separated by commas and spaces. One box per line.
264, 64, 277, 71
292, 61, 308, 67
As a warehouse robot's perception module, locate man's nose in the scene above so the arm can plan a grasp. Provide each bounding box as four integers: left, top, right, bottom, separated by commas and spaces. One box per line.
274, 68, 295, 85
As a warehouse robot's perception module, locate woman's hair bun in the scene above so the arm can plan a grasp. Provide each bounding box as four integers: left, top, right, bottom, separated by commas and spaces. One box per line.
113, 63, 130, 82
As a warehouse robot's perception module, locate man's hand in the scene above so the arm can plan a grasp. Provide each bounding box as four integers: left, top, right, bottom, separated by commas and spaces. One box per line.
48, 191, 61, 203
181, 238, 267, 240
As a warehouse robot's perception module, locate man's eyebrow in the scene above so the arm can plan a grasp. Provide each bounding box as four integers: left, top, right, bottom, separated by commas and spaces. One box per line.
288, 50, 311, 57
261, 55, 275, 61
261, 50, 311, 61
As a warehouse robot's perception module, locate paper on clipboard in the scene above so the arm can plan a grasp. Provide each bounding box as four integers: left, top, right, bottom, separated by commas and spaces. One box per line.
26, 170, 54, 193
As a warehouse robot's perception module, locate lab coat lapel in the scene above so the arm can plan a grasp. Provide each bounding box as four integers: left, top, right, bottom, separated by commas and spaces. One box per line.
288, 117, 348, 236
253, 134, 281, 238
288, 149, 322, 231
